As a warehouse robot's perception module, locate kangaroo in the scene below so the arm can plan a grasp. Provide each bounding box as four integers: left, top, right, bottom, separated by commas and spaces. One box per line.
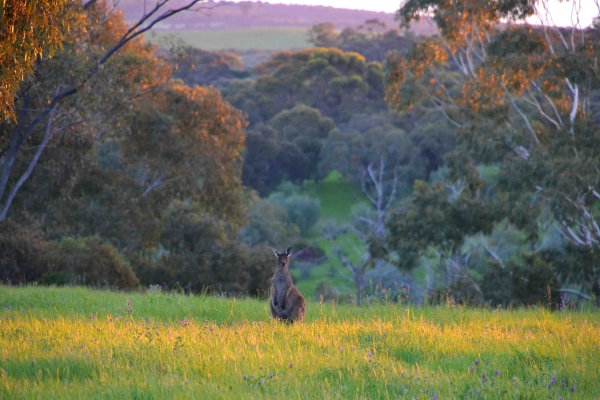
270, 247, 306, 323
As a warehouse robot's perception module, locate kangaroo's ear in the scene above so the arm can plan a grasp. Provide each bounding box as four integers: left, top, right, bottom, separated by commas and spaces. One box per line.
272, 248, 281, 257
285, 247, 293, 256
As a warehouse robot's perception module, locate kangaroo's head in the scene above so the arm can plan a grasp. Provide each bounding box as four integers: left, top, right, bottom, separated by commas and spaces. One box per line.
272, 247, 293, 269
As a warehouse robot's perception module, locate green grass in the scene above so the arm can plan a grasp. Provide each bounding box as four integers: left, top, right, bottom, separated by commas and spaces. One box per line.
147, 28, 311, 51
1, 286, 599, 399
306, 179, 367, 223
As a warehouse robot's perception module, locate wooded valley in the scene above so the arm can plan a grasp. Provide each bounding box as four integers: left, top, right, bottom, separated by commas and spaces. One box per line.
1, 0, 600, 309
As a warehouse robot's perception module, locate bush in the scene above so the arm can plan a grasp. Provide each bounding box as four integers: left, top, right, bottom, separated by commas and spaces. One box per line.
0, 219, 49, 284
45, 237, 139, 289
269, 187, 321, 234
480, 254, 560, 308
314, 280, 338, 302
240, 194, 301, 248
144, 202, 274, 296
0, 218, 138, 289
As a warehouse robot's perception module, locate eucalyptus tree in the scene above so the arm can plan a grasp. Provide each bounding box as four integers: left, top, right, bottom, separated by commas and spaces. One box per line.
386, 0, 600, 296
0, 0, 219, 224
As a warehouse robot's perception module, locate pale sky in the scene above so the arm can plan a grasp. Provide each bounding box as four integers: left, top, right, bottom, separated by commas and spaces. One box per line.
230, 0, 598, 27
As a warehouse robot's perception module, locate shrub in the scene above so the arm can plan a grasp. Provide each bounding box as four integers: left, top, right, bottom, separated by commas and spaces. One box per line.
0, 219, 49, 284
480, 254, 560, 308
240, 194, 301, 248
269, 189, 321, 234
314, 280, 338, 302
146, 202, 274, 296
45, 237, 139, 289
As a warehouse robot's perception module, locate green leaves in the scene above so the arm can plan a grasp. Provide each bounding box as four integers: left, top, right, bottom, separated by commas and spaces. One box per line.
0, 0, 69, 121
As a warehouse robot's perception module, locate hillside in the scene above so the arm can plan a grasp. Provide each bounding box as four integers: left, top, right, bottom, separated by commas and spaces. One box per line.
117, 0, 437, 35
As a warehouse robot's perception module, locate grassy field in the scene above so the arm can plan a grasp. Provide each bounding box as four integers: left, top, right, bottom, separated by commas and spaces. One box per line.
1, 286, 599, 399
147, 28, 311, 51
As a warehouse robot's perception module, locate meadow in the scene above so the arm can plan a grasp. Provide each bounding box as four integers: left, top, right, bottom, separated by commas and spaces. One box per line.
1, 286, 599, 399
147, 28, 311, 51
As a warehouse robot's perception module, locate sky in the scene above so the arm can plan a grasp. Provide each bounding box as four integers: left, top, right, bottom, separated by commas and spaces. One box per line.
231, 0, 598, 27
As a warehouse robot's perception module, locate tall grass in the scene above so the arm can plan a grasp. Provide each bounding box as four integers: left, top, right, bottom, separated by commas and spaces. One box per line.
1, 286, 599, 399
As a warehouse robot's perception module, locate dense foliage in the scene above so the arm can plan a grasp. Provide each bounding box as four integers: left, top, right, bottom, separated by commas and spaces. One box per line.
0, 1, 271, 294
3, 0, 600, 307
385, 0, 600, 306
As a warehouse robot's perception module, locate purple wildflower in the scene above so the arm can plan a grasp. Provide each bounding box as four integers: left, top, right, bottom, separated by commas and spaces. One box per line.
243, 375, 247, 380
495, 370, 500, 375
475, 359, 480, 365
470, 366, 475, 371
289, 363, 293, 368
571, 387, 576, 392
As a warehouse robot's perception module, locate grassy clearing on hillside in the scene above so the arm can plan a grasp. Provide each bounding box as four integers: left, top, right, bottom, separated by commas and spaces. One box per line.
1, 286, 599, 399
147, 28, 311, 51
295, 179, 368, 298
306, 180, 366, 223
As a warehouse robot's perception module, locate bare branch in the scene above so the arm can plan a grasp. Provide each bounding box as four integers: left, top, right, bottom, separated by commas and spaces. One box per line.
383, 162, 400, 213
83, 0, 99, 9
557, 288, 591, 301
523, 88, 561, 130
565, 78, 579, 136
503, 83, 540, 145
428, 97, 462, 128
142, 175, 180, 196
0, 102, 58, 222
513, 146, 530, 160
482, 240, 505, 269
361, 169, 378, 206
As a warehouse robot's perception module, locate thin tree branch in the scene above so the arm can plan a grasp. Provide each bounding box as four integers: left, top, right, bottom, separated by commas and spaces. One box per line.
83, 0, 99, 9
503, 83, 540, 145
0, 103, 58, 222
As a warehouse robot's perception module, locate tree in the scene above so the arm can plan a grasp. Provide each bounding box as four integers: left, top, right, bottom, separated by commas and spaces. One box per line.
0, 0, 216, 224
269, 104, 335, 178
168, 43, 246, 87
224, 47, 387, 125
242, 124, 282, 196
319, 119, 413, 184
386, 178, 497, 291
240, 192, 301, 248
308, 20, 414, 62
327, 155, 403, 305
0, 0, 70, 121
387, 0, 600, 296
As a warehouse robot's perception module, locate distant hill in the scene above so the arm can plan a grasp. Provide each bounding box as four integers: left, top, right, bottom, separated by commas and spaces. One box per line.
116, 1, 436, 35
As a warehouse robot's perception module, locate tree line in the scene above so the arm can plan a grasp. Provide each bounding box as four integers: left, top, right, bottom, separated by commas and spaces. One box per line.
2, 0, 599, 306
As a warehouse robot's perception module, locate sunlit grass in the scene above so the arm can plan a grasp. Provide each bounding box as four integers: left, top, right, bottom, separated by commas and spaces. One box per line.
1, 286, 599, 399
